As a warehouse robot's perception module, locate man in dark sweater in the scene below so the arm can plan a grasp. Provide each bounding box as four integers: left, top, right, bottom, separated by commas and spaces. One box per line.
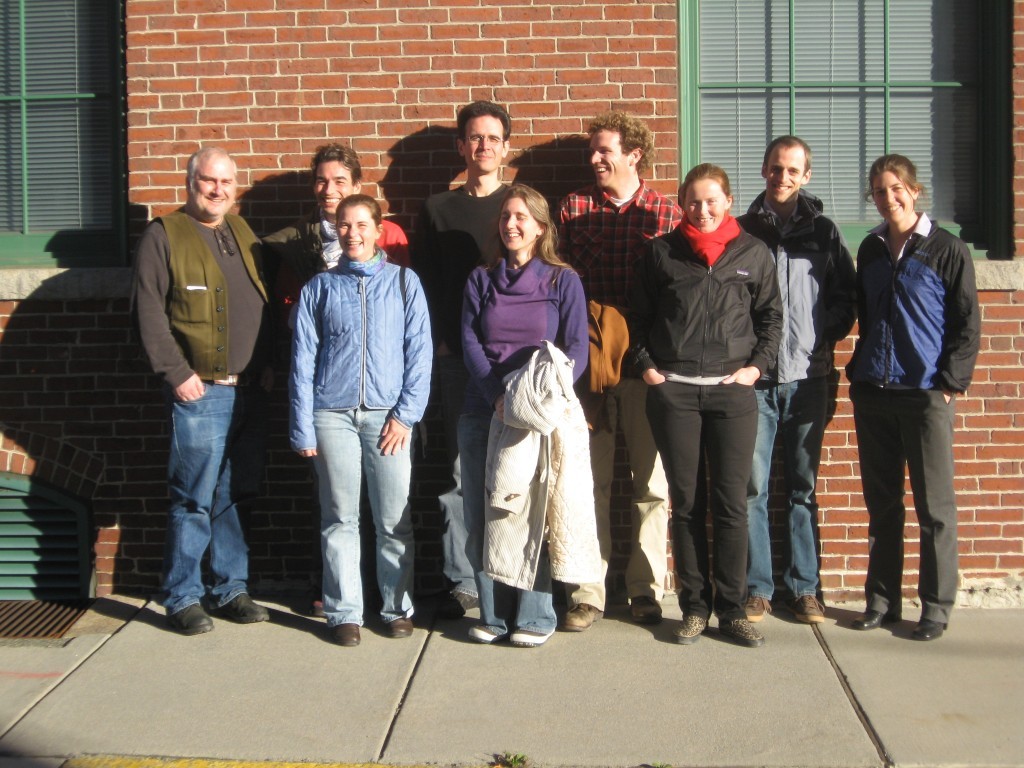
132, 147, 274, 636
412, 100, 512, 619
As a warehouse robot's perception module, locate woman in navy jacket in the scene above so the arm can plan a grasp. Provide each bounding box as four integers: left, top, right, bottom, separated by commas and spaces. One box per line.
290, 195, 432, 647
847, 155, 980, 642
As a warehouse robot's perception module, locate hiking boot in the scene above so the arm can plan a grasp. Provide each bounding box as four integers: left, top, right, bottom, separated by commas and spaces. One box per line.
561, 603, 602, 632
212, 593, 270, 624
745, 595, 772, 623
674, 614, 708, 645
167, 603, 213, 636
719, 618, 765, 648
629, 595, 663, 625
788, 594, 825, 624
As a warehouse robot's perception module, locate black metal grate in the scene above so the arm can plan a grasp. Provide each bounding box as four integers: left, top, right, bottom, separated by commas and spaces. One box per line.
0, 599, 91, 639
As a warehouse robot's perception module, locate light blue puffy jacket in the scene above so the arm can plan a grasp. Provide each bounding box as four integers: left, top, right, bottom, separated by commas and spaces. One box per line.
289, 253, 433, 451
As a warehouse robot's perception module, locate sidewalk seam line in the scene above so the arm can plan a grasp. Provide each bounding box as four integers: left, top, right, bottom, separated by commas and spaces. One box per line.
376, 623, 433, 761
0, 630, 117, 743
813, 623, 893, 768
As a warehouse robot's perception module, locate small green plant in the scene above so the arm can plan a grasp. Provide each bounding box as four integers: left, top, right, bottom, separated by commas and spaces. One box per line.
650, 763, 673, 768
494, 751, 531, 768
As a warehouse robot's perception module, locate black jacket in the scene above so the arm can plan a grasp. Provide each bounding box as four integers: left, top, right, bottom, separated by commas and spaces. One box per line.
628, 226, 783, 378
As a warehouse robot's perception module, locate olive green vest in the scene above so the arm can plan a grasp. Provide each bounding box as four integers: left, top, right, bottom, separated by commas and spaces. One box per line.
159, 211, 268, 379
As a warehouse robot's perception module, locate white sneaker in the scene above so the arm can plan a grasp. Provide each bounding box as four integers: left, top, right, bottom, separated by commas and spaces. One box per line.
469, 625, 508, 644
510, 627, 554, 647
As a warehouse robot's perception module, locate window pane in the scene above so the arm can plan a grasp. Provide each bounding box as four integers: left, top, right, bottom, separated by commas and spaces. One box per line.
0, 2, 18, 96
700, 90, 790, 207
26, 101, 112, 231
889, 88, 977, 226
889, 0, 976, 82
699, 1, 788, 84
794, 91, 886, 222
793, 0, 884, 82
26, 0, 111, 95
0, 103, 22, 232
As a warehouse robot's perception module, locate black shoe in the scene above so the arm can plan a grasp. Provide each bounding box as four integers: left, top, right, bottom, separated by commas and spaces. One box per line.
851, 609, 901, 631
912, 619, 946, 641
167, 604, 214, 636
629, 595, 663, 625
212, 593, 270, 624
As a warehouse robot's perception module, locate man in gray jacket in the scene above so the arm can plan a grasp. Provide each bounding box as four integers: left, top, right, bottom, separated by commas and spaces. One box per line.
737, 136, 856, 625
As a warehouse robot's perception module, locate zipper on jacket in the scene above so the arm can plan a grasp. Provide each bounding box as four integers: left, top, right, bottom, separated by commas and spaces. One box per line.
699, 265, 713, 376
882, 258, 902, 387
358, 276, 367, 405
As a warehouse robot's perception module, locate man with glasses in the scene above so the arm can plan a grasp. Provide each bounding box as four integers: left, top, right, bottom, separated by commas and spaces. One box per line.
133, 146, 275, 636
412, 100, 512, 619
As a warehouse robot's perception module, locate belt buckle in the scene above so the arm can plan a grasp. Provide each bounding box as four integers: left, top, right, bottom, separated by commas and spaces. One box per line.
212, 374, 240, 386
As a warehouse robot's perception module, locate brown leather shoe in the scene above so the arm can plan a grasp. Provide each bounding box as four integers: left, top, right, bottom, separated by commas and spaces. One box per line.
561, 603, 602, 632
329, 623, 361, 647
387, 617, 414, 638
629, 596, 663, 624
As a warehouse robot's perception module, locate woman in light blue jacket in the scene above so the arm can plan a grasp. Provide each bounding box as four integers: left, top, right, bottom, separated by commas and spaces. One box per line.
290, 194, 432, 647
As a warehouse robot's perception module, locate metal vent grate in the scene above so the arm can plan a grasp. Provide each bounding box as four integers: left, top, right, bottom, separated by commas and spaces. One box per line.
0, 472, 92, 601
0, 599, 90, 639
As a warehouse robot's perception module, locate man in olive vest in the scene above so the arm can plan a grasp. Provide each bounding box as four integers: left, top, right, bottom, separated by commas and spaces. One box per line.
133, 147, 275, 636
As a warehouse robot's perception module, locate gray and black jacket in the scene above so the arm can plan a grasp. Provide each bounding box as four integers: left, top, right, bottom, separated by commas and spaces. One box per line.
737, 191, 857, 384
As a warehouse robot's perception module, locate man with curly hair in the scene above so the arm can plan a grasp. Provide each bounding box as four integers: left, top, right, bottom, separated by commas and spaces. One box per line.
557, 111, 683, 631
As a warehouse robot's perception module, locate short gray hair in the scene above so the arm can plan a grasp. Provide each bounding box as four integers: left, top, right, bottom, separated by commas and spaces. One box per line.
186, 147, 236, 189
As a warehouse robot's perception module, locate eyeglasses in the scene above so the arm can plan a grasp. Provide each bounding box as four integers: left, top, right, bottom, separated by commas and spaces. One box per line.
466, 134, 505, 146
215, 225, 236, 258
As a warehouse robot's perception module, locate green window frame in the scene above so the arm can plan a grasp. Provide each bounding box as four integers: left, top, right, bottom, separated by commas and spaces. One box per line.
0, 0, 126, 268
679, 0, 1011, 258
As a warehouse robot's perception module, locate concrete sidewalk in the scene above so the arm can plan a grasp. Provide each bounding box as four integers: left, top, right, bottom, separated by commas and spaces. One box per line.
0, 596, 1021, 768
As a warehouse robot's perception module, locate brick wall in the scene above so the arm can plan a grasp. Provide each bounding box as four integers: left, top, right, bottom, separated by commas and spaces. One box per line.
0, 0, 1021, 607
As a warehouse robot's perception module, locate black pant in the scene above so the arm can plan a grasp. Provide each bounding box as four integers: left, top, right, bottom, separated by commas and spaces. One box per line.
646, 382, 758, 621
850, 383, 959, 623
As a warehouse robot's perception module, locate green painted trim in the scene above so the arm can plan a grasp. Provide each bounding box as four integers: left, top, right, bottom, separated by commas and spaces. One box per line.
678, 0, 700, 172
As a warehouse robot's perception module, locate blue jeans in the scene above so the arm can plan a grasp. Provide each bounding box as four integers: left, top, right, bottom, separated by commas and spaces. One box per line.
459, 411, 557, 635
746, 377, 826, 601
162, 382, 268, 615
314, 408, 415, 627
436, 356, 476, 597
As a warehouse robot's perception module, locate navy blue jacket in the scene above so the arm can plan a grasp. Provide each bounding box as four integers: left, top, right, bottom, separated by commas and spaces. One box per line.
846, 220, 979, 393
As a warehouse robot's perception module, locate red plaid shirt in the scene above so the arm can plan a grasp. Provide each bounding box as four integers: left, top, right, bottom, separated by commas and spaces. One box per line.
558, 181, 683, 307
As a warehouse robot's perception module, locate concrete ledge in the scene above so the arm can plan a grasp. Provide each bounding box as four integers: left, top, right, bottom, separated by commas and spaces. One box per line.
0, 268, 132, 301
1, 260, 1023, 302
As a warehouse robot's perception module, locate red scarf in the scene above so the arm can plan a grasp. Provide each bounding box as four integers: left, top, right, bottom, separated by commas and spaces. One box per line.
681, 215, 741, 267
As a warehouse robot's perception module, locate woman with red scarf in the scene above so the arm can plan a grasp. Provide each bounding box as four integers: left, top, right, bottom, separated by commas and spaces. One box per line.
628, 163, 783, 648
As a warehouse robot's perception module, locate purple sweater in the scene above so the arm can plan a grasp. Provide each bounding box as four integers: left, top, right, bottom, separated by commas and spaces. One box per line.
461, 258, 588, 415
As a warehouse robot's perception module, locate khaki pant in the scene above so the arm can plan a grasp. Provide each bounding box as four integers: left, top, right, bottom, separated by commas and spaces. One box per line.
567, 377, 670, 610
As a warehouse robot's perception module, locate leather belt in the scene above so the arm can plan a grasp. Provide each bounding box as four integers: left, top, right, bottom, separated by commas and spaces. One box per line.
210, 374, 248, 386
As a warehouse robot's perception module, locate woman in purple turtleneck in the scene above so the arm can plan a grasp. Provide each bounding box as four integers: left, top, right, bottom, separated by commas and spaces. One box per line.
458, 184, 589, 648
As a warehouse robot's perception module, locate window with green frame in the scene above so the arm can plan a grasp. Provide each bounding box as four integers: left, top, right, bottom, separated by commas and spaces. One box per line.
0, 0, 125, 268
679, 0, 1010, 258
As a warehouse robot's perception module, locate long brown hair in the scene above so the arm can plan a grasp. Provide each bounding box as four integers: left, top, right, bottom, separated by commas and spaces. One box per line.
487, 184, 572, 274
